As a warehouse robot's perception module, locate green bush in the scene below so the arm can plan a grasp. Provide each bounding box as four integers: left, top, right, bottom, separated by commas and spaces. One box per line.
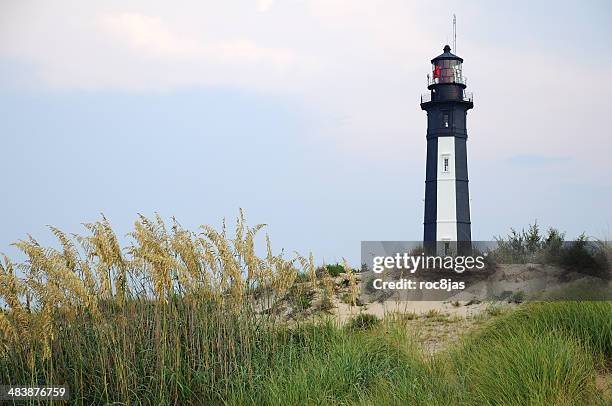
347, 313, 381, 331
558, 236, 610, 279
325, 263, 345, 277
493, 225, 611, 281
492, 222, 566, 264
315, 263, 359, 278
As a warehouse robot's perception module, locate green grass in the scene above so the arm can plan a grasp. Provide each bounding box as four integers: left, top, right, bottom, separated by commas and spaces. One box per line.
1, 301, 609, 404
450, 301, 612, 405
455, 329, 599, 405
465, 301, 612, 357
262, 318, 456, 405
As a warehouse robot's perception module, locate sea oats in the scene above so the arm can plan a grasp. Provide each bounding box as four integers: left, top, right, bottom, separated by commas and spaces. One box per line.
0, 210, 320, 390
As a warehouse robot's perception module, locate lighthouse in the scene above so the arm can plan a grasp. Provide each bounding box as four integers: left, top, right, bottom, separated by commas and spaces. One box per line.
421, 45, 473, 244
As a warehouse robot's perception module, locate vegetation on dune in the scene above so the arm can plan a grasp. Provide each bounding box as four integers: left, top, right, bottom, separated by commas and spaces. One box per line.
454, 301, 612, 405
463, 301, 612, 358
493, 222, 611, 279
460, 331, 599, 405
0, 214, 610, 404
0, 211, 321, 403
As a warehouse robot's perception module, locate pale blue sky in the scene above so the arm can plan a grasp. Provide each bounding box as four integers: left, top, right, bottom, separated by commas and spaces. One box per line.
1, 1, 611, 265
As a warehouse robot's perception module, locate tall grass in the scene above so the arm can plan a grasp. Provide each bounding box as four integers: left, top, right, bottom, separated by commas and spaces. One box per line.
0, 213, 609, 404
456, 330, 599, 405
462, 301, 612, 357
451, 301, 612, 405
0, 211, 319, 403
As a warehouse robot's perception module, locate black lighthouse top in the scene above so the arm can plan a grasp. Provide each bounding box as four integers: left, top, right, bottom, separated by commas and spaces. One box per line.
421, 45, 473, 108
429, 45, 465, 86
431, 44, 463, 63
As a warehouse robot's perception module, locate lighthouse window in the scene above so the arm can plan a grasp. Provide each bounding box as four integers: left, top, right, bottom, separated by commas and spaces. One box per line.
442, 156, 450, 173
443, 113, 449, 128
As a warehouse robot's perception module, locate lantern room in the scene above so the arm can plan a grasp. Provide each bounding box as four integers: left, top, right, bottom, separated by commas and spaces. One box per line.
429, 45, 465, 86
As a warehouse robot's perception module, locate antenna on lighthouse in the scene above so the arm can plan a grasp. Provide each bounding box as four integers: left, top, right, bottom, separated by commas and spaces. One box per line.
453, 14, 457, 53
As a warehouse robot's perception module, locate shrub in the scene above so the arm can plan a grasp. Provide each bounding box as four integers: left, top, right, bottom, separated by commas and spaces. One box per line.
493, 222, 542, 263
538, 227, 565, 263
325, 263, 345, 277
558, 236, 610, 279
493, 224, 611, 281
347, 313, 380, 331
508, 290, 526, 304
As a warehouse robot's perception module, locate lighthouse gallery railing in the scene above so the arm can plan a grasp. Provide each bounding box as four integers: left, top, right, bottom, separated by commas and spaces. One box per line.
421, 92, 473, 104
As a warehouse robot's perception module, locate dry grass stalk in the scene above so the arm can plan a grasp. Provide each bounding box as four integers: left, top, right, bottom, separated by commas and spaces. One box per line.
343, 257, 358, 307
0, 210, 317, 386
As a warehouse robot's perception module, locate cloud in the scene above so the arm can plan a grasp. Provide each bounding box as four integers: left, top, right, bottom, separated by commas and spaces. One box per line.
0, 5, 319, 91
99, 13, 200, 58
98, 12, 302, 68
0, 1, 610, 172
256, 0, 275, 12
